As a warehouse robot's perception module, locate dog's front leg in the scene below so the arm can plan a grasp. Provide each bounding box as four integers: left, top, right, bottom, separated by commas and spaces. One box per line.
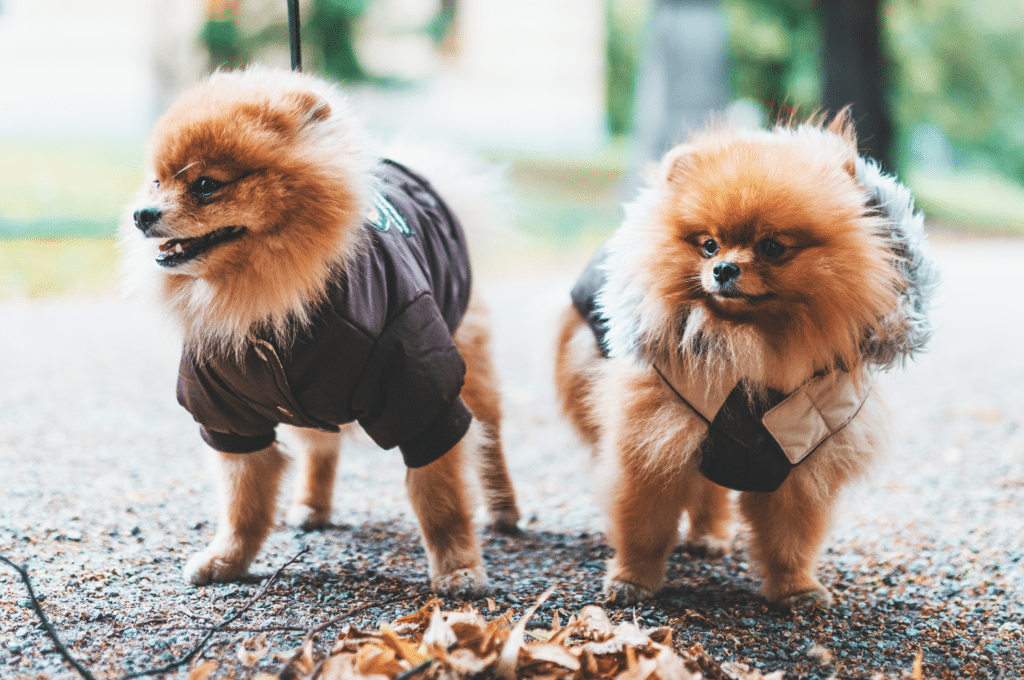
739, 481, 834, 609
184, 443, 288, 585
603, 454, 688, 605
405, 423, 487, 598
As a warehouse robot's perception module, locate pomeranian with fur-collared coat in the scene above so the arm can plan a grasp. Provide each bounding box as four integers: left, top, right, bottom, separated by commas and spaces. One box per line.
120, 67, 520, 596
556, 114, 936, 608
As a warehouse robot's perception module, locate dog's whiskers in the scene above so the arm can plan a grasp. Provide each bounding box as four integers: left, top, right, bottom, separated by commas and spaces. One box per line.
175, 161, 199, 178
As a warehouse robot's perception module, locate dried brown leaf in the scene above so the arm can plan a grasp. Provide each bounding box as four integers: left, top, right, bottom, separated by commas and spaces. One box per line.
805, 643, 833, 666
495, 618, 526, 679
910, 650, 925, 680
188, 660, 218, 680
521, 643, 581, 672
443, 647, 495, 676
379, 622, 428, 666
682, 644, 729, 680
720, 662, 785, 680
614, 647, 658, 680
577, 605, 615, 642
652, 646, 702, 680
423, 607, 458, 649
237, 633, 270, 667
645, 627, 672, 646
581, 622, 652, 656
355, 644, 408, 677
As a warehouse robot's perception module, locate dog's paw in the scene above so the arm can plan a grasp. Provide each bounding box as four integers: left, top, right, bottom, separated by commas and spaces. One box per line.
432, 567, 488, 598
487, 510, 523, 537
286, 503, 331, 531
777, 587, 833, 612
680, 535, 730, 558
603, 577, 655, 606
183, 551, 249, 586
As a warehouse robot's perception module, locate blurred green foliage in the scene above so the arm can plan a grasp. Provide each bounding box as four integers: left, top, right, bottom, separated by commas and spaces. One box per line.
202, 0, 372, 79
887, 0, 1024, 183
722, 0, 821, 112
606, 0, 648, 135
306, 0, 373, 81
606, 0, 1024, 189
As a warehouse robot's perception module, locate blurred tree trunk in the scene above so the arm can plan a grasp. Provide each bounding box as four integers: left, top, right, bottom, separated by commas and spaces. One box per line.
819, 0, 894, 173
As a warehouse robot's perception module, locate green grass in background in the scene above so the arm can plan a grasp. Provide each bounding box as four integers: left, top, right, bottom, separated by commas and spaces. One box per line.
909, 169, 1024, 234
0, 137, 144, 237
0, 137, 141, 295
0, 238, 120, 297
1, 135, 1022, 297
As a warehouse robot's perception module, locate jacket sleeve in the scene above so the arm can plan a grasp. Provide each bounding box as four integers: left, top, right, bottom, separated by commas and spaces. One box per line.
353, 293, 472, 468
177, 353, 279, 454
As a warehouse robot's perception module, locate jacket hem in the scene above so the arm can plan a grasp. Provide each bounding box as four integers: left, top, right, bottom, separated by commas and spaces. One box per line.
399, 398, 473, 468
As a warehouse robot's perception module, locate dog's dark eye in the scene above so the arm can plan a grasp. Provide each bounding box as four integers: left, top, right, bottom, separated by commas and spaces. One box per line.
702, 239, 720, 257
153, 179, 161, 189
191, 177, 224, 199
761, 239, 786, 259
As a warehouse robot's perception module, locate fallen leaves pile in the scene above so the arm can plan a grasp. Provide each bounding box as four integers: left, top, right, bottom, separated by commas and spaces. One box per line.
190, 589, 784, 680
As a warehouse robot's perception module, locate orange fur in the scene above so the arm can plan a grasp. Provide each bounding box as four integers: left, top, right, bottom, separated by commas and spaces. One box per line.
556, 115, 898, 608
123, 67, 519, 596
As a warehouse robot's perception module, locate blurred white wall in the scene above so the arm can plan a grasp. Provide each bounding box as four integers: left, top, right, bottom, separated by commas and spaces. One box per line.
0, 0, 606, 154
353, 0, 608, 155
0, 0, 205, 139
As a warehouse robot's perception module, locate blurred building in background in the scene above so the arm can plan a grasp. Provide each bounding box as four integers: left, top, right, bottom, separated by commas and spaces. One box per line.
0, 0, 607, 155
0, 0, 205, 138
342, 0, 609, 155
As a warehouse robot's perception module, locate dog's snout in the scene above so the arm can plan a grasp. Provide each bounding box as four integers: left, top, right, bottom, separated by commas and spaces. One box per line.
134, 207, 162, 234
713, 261, 740, 285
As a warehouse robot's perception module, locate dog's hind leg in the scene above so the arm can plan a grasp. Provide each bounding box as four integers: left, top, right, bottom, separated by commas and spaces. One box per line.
184, 443, 288, 585
406, 421, 488, 597
284, 426, 344, 531
454, 295, 521, 535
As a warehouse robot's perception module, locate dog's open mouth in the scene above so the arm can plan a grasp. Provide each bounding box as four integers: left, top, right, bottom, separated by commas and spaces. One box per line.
156, 226, 246, 267
713, 290, 777, 303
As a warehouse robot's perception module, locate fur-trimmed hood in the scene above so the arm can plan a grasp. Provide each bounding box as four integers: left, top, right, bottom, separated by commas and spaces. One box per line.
854, 156, 938, 369
592, 151, 938, 374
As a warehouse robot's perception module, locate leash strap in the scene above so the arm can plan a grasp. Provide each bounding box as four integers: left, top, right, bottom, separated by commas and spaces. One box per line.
287, 0, 302, 71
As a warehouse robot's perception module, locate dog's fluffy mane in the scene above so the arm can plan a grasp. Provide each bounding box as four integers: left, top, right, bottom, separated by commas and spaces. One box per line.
596, 117, 936, 392
119, 67, 375, 358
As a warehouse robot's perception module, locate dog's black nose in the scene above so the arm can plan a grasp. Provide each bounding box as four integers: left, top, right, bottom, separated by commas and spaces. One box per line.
134, 207, 162, 234
713, 261, 740, 284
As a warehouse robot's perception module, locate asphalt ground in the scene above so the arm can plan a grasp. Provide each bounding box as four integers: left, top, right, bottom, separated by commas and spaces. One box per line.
0, 235, 1022, 679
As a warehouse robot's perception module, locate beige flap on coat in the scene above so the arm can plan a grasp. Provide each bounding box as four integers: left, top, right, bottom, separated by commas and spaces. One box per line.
761, 371, 873, 465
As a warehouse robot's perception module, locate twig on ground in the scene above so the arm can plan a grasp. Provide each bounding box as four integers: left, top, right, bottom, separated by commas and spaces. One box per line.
279, 591, 422, 680
119, 545, 310, 679
1, 554, 98, 680
310, 591, 421, 637
139, 623, 312, 633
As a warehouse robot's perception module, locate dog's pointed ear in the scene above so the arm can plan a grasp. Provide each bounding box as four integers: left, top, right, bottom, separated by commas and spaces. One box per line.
660, 143, 698, 184
827, 107, 858, 177
285, 90, 332, 128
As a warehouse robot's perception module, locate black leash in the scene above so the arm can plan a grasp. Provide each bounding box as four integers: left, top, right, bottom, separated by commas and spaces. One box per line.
287, 0, 302, 71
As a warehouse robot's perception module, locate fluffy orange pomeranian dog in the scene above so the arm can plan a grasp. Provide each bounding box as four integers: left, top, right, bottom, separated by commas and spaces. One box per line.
119, 67, 520, 596
556, 113, 936, 608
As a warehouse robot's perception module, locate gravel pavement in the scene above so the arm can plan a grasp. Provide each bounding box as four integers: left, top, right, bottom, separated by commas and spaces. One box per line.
0, 235, 1022, 679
